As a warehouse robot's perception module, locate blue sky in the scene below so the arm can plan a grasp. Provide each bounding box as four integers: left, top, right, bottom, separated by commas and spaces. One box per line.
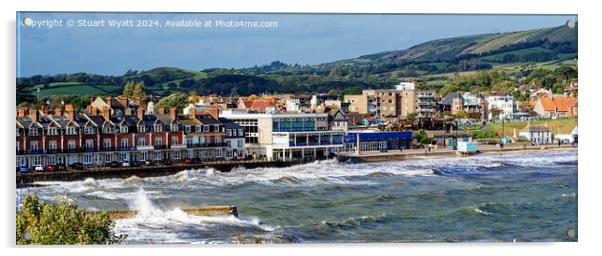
16, 13, 576, 77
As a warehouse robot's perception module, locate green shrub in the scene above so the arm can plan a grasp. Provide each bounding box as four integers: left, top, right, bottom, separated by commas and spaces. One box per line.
16, 194, 124, 245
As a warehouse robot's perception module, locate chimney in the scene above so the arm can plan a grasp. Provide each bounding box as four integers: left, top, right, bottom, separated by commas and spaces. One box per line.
137, 107, 145, 121
125, 108, 133, 116
65, 104, 75, 122
18, 107, 28, 117
90, 96, 95, 104
118, 96, 128, 107
54, 106, 62, 116
158, 107, 165, 115
135, 97, 142, 107
169, 107, 177, 120
209, 104, 219, 119
40, 104, 49, 115
90, 106, 98, 116
105, 96, 112, 104
191, 107, 197, 118
29, 108, 39, 122
102, 106, 111, 121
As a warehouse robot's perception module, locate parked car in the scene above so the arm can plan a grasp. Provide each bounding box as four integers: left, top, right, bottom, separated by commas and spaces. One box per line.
182, 158, 193, 164
122, 161, 130, 167
69, 162, 84, 170
45, 164, 56, 171
108, 161, 120, 168
19, 165, 28, 173
55, 163, 66, 171
34, 165, 44, 171
130, 161, 141, 167
191, 157, 202, 164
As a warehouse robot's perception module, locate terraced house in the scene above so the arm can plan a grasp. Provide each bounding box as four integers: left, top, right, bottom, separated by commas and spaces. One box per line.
16, 96, 226, 169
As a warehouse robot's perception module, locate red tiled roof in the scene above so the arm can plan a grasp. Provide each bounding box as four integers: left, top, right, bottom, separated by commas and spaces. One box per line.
538, 96, 577, 112
251, 100, 273, 110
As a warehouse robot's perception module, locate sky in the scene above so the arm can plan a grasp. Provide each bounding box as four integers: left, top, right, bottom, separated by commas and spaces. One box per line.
16, 13, 577, 77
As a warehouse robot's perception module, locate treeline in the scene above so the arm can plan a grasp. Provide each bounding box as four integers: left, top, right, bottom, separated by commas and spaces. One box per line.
17, 73, 123, 86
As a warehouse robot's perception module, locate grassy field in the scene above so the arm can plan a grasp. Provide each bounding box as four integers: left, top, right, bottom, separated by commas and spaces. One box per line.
36, 84, 121, 97
485, 117, 578, 138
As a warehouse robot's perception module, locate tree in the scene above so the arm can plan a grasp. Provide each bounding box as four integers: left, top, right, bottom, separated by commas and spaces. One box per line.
123, 81, 134, 98
16, 83, 36, 104
454, 109, 467, 120
132, 81, 145, 98
16, 194, 124, 245
406, 113, 417, 126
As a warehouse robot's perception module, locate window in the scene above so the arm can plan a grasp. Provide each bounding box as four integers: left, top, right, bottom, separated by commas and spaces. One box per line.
48, 127, 59, 135
48, 140, 57, 150
154, 138, 162, 146
103, 139, 112, 149
154, 124, 163, 132
16, 142, 20, 151
171, 124, 178, 131
83, 154, 92, 164
238, 129, 243, 135
85, 139, 94, 149
67, 140, 76, 149
216, 137, 222, 144
214, 125, 220, 132
185, 126, 191, 132
172, 151, 181, 159
120, 139, 129, 148
238, 140, 243, 147
203, 125, 209, 132
30, 141, 38, 151
215, 149, 222, 158
232, 129, 237, 137
121, 153, 128, 161
154, 151, 162, 160
28, 128, 38, 136
85, 126, 96, 134
120, 126, 128, 133
226, 129, 232, 137
137, 125, 145, 133
48, 155, 56, 165
66, 127, 77, 135
104, 153, 112, 162
171, 136, 179, 145
137, 138, 146, 146
141, 151, 148, 161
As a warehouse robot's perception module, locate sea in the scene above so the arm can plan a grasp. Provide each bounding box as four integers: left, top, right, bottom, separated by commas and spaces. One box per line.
16, 150, 578, 244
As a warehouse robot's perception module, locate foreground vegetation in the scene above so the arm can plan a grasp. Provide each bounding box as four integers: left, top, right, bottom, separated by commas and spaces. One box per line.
16, 194, 123, 245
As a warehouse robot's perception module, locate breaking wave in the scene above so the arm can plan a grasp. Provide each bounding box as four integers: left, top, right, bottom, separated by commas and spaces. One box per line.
113, 188, 276, 244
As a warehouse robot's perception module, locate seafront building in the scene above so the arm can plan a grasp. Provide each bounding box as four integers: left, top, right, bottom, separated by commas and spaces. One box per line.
219, 109, 345, 161
16, 97, 227, 168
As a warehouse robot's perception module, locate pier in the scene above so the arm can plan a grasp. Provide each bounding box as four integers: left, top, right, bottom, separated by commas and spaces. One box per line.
99, 206, 238, 219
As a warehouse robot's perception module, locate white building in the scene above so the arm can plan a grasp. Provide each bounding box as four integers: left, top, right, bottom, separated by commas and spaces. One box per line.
519, 125, 553, 145
486, 95, 517, 120
395, 82, 415, 91
220, 110, 344, 161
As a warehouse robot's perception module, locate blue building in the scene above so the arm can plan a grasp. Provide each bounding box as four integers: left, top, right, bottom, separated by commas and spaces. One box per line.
343, 131, 413, 152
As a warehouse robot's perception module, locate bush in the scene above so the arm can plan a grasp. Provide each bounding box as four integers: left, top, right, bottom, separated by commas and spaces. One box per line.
16, 194, 124, 245
472, 129, 498, 139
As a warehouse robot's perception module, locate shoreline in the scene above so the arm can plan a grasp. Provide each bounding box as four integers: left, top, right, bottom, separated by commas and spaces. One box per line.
16, 144, 577, 185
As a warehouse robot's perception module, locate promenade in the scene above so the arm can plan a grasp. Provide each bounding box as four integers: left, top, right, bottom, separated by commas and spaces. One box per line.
336, 143, 577, 162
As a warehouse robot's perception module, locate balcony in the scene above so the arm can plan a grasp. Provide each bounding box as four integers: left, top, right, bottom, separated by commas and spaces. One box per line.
154, 145, 168, 149
186, 143, 226, 148
118, 146, 137, 151
137, 145, 155, 150
170, 144, 187, 149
